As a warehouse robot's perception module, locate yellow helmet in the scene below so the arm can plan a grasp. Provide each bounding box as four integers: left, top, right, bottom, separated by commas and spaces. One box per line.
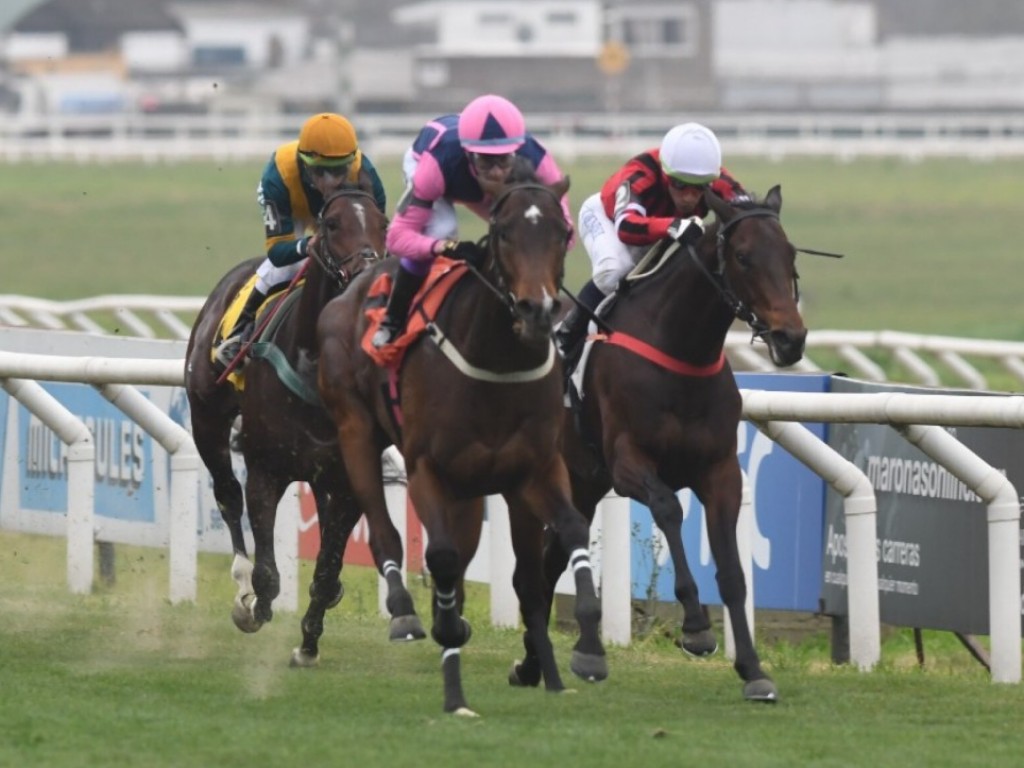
298, 113, 359, 166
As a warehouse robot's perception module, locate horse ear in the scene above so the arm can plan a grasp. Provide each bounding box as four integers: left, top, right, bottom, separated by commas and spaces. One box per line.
551, 175, 571, 200
704, 188, 734, 222
764, 185, 782, 213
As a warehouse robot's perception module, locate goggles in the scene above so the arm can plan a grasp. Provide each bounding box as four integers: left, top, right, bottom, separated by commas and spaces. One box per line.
300, 150, 356, 175
470, 152, 516, 172
666, 176, 710, 192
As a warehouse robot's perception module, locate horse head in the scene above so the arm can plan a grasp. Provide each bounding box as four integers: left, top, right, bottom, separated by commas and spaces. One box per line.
704, 185, 807, 367
312, 187, 387, 288
483, 165, 571, 346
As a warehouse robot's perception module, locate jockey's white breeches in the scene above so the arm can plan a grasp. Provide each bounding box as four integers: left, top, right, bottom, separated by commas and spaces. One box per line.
577, 193, 648, 295
403, 147, 459, 240
255, 258, 305, 295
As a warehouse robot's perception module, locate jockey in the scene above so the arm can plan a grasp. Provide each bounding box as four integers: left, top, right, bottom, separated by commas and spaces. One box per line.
555, 122, 750, 364
214, 112, 387, 370
372, 93, 574, 349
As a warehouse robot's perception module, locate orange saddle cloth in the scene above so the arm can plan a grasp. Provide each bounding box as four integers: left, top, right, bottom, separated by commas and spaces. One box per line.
361, 257, 467, 368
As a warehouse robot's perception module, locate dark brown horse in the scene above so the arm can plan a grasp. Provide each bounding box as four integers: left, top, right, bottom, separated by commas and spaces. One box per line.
317, 171, 607, 715
524, 185, 806, 702
184, 188, 424, 666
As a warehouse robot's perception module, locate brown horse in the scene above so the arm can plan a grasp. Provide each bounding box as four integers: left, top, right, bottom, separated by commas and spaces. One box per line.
317, 170, 606, 715
184, 188, 424, 666
523, 185, 806, 702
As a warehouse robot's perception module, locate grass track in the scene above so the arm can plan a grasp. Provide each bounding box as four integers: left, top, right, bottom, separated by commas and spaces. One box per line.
2, 531, 1022, 767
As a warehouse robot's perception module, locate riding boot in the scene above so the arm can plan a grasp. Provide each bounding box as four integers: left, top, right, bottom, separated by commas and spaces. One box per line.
214, 286, 266, 370
371, 264, 427, 349
554, 279, 605, 369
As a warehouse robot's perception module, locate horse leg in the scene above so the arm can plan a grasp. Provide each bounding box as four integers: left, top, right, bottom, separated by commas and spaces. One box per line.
509, 473, 606, 688
610, 439, 716, 656
242, 469, 288, 629
291, 480, 349, 667
367, 473, 426, 643
505, 497, 569, 693
410, 471, 481, 716
699, 460, 778, 702
187, 397, 254, 629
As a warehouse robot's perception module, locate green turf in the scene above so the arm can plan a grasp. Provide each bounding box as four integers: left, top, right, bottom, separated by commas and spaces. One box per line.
1, 156, 1020, 339
2, 531, 1022, 767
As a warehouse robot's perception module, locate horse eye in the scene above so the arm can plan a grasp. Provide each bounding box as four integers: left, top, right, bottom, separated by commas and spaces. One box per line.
735, 251, 752, 268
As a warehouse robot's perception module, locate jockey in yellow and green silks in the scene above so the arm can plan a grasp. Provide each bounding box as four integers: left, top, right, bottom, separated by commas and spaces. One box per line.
214, 113, 387, 370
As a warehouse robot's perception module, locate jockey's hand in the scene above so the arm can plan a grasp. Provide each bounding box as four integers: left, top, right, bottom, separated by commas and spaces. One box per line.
441, 239, 486, 268
302, 234, 320, 258
667, 217, 704, 246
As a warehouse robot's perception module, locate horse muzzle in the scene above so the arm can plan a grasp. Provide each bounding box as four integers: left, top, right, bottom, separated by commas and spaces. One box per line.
766, 327, 807, 368
512, 297, 559, 346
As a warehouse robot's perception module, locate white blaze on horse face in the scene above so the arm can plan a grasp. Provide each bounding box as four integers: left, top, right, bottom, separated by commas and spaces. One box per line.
541, 286, 555, 312
353, 202, 366, 231
523, 204, 543, 224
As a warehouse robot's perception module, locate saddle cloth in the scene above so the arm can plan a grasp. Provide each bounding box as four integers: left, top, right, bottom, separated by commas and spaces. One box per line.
211, 276, 293, 391
360, 257, 467, 368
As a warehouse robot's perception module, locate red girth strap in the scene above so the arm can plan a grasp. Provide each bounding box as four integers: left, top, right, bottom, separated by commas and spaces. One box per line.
593, 331, 725, 377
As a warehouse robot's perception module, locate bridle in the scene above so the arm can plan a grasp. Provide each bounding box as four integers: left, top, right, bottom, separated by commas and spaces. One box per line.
463, 182, 569, 315
687, 207, 795, 344
312, 188, 385, 288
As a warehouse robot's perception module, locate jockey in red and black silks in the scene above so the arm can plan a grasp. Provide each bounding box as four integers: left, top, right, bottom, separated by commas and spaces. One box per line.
556, 122, 750, 368
373, 93, 574, 350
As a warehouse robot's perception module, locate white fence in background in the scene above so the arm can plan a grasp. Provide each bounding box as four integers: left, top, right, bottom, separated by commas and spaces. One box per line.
3, 111, 1024, 162
3, 294, 1024, 391
0, 334, 1020, 683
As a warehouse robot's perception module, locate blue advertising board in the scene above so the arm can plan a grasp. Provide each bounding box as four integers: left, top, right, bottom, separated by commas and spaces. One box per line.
629, 372, 830, 612
18, 382, 157, 522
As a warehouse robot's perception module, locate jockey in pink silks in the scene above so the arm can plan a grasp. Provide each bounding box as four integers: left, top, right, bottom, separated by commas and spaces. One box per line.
373, 93, 574, 348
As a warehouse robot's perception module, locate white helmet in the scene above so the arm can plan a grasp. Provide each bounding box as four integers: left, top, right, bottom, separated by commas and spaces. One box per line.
659, 122, 721, 186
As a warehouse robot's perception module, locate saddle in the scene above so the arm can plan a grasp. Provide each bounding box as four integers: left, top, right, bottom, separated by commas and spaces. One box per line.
565, 238, 682, 407
211, 277, 300, 391
360, 257, 467, 369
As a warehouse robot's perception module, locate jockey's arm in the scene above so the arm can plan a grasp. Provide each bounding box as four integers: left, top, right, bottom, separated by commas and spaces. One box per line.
259, 179, 312, 267
386, 154, 449, 262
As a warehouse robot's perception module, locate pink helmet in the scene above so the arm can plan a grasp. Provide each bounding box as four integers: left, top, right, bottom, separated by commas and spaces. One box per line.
458, 94, 526, 155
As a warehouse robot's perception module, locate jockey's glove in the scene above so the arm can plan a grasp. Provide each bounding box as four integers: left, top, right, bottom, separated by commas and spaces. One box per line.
667, 217, 704, 246
441, 239, 487, 268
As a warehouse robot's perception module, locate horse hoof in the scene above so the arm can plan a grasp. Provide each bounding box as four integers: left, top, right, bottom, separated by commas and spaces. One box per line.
452, 707, 480, 718
289, 647, 320, 668
508, 660, 541, 688
231, 594, 263, 634
679, 630, 718, 658
743, 679, 779, 702
570, 650, 608, 683
389, 615, 427, 642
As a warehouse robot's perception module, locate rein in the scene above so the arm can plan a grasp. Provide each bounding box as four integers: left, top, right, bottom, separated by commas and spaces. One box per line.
688, 207, 786, 343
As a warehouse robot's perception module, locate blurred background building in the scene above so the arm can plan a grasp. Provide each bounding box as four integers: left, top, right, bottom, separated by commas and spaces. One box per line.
2, 0, 1024, 119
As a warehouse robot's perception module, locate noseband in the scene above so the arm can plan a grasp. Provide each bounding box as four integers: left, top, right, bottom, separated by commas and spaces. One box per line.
313, 188, 385, 288
688, 207, 796, 343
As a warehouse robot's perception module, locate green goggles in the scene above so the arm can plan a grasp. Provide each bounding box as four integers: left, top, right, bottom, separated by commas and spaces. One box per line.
299, 150, 357, 170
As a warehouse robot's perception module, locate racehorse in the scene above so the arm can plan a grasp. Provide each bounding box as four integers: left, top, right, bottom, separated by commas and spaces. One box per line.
317, 167, 606, 715
525, 185, 806, 702
184, 187, 424, 666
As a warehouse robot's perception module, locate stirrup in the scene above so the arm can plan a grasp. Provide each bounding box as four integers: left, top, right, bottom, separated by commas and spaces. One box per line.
371, 321, 400, 350
214, 335, 245, 370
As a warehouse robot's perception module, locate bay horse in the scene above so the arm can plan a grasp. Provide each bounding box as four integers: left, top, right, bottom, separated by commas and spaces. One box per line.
525, 185, 806, 702
317, 169, 606, 715
184, 187, 424, 666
